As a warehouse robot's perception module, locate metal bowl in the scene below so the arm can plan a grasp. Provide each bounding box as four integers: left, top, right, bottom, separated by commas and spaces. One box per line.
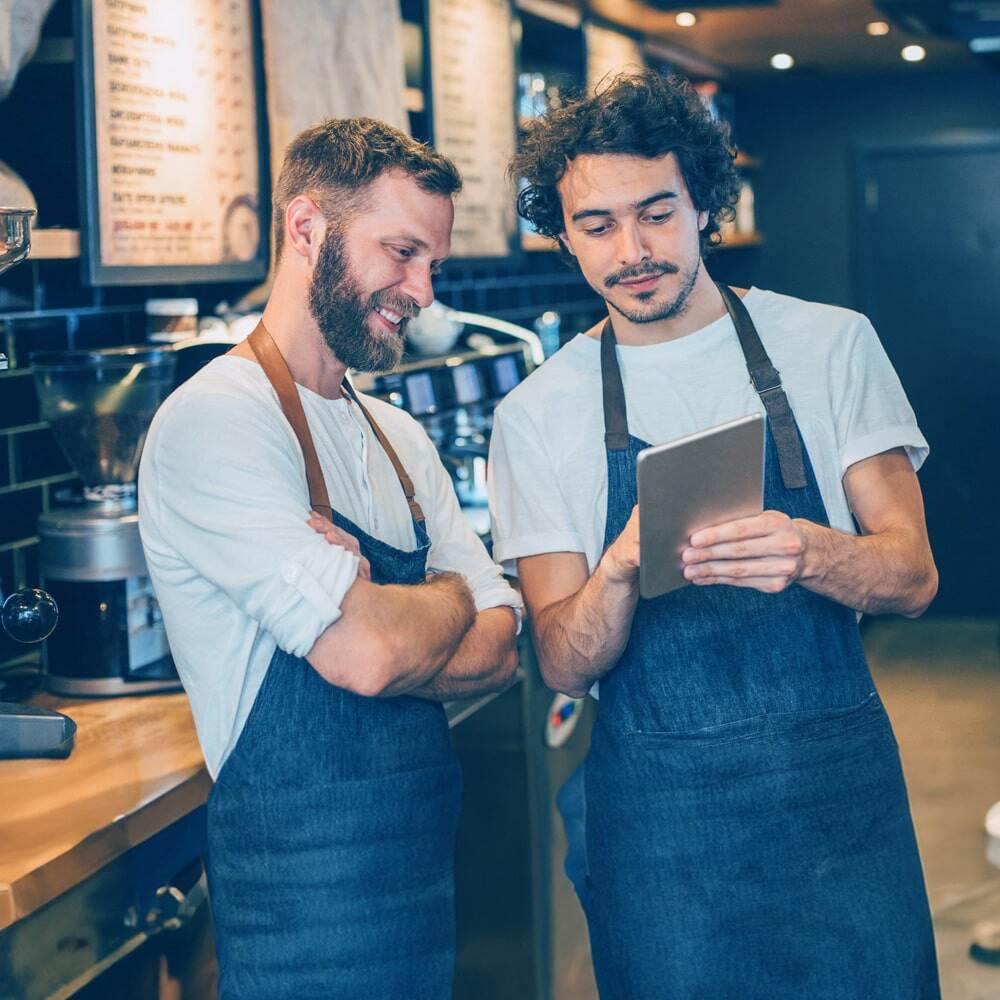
0, 206, 36, 275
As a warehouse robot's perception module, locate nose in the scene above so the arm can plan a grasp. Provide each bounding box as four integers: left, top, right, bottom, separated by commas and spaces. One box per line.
615, 220, 651, 266
399, 264, 435, 311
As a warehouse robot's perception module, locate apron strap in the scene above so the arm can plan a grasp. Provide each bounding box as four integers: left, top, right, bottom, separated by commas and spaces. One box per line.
600, 319, 630, 451
247, 322, 426, 524
716, 283, 807, 489
248, 322, 333, 519
340, 379, 426, 524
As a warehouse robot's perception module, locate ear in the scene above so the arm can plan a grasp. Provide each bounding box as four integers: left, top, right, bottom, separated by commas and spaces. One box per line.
284, 196, 327, 265
697, 209, 709, 232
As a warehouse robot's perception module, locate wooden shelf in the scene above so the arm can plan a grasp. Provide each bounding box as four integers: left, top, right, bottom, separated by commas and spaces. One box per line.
521, 231, 557, 252
27, 229, 80, 260
403, 86, 425, 113
718, 231, 765, 249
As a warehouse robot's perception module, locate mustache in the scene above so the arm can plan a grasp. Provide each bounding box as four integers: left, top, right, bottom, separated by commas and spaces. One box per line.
605, 261, 679, 288
369, 291, 420, 321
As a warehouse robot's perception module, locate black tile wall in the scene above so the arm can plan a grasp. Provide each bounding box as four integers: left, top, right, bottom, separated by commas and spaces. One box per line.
15, 428, 72, 482
0, 485, 44, 546
0, 373, 40, 429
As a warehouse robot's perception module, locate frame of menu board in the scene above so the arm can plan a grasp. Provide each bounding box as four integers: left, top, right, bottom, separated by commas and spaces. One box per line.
74, 0, 270, 285
426, 0, 519, 259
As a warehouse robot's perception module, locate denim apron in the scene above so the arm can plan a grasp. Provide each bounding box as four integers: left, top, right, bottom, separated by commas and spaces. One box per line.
583, 287, 939, 999
206, 324, 461, 1000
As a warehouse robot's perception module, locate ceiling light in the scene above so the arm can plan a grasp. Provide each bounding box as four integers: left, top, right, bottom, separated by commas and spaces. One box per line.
969, 37, 1000, 53
675, 12, 697, 27
770, 53, 794, 70
866, 21, 890, 36
901, 44, 926, 62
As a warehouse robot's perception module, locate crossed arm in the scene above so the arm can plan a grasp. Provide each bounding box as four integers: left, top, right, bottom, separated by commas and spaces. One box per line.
305, 513, 518, 700
519, 448, 938, 698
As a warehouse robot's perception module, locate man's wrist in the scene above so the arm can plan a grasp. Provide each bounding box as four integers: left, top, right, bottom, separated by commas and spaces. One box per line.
793, 518, 828, 584
596, 548, 639, 594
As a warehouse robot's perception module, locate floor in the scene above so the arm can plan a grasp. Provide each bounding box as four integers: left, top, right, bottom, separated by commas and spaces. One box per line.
866, 616, 1000, 1000
553, 616, 1000, 1000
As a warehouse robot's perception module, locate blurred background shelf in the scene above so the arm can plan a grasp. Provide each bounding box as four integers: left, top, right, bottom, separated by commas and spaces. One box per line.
28, 229, 79, 260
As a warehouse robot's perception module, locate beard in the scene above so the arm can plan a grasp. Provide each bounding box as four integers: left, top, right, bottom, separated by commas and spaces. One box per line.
307, 229, 416, 373
601, 257, 701, 325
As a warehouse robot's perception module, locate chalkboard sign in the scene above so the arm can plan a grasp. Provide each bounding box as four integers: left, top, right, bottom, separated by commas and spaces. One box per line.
75, 0, 269, 285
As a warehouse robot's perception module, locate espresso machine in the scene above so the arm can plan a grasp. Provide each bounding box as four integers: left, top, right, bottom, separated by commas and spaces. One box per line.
30, 346, 180, 696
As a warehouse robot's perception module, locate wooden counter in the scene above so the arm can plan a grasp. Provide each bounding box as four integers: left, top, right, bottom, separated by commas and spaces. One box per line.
0, 693, 209, 932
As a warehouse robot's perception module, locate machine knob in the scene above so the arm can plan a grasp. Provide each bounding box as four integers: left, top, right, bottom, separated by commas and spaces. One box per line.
1, 588, 59, 643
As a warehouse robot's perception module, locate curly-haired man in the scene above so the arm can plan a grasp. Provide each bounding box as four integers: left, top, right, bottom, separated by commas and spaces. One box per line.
489, 72, 940, 998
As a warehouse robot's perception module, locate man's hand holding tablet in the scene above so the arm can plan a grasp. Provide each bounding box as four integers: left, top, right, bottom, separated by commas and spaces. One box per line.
636, 413, 767, 599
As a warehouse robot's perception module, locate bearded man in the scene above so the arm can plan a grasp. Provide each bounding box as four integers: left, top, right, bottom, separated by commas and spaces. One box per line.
138, 118, 520, 1000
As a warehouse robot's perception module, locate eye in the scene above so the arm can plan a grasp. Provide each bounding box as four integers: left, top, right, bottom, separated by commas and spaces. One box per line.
583, 224, 610, 237
644, 212, 673, 224
390, 245, 414, 259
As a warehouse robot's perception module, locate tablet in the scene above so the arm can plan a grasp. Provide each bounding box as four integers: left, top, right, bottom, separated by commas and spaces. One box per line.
637, 413, 765, 600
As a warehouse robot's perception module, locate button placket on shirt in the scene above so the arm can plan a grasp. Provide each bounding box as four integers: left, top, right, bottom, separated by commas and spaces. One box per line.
342, 398, 377, 531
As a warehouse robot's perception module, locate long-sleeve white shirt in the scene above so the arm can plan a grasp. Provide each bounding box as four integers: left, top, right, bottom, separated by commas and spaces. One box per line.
139, 355, 519, 777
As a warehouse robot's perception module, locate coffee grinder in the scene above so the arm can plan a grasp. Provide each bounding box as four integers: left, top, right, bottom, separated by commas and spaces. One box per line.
31, 346, 180, 695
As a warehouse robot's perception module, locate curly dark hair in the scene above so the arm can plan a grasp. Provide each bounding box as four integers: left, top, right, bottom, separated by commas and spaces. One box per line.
510, 71, 740, 261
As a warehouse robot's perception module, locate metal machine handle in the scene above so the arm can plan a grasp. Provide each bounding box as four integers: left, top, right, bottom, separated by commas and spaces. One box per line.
0, 585, 59, 643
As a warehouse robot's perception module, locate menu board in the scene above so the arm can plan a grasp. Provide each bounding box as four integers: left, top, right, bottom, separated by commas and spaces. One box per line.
429, 0, 517, 258
78, 0, 267, 284
586, 23, 645, 91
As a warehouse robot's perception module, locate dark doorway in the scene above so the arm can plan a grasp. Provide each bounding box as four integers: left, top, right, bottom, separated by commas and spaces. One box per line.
855, 137, 1000, 616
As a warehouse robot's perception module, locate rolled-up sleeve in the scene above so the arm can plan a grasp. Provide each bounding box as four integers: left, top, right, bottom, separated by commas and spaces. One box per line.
412, 427, 521, 617
834, 316, 929, 475
487, 400, 587, 574
142, 391, 358, 657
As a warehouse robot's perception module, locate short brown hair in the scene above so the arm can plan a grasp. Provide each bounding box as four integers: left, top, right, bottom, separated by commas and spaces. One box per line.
510, 72, 739, 260
272, 117, 462, 259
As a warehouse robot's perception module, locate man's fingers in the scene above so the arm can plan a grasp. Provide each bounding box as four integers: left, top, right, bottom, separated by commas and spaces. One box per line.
683, 558, 799, 582
682, 536, 780, 564
690, 574, 792, 594
357, 555, 372, 581
688, 511, 788, 548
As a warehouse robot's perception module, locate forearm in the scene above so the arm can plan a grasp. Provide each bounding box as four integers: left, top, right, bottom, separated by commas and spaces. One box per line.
796, 519, 938, 617
307, 571, 476, 696
534, 558, 639, 697
410, 606, 519, 701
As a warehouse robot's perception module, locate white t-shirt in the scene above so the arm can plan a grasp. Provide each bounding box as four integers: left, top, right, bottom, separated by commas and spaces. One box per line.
139, 355, 520, 777
488, 287, 929, 576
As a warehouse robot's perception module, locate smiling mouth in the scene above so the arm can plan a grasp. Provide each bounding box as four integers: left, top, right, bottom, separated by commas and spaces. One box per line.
372, 305, 405, 333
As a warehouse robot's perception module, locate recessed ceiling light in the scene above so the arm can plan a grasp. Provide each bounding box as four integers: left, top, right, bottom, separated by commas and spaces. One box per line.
675, 12, 697, 28
770, 53, 794, 70
866, 21, 891, 36
969, 36, 1000, 53
901, 44, 926, 62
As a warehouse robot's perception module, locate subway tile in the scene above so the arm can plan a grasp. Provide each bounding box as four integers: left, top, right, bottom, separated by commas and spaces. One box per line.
14, 428, 71, 482
11, 319, 69, 366
0, 372, 39, 429
0, 485, 42, 547
74, 314, 133, 350
0, 438, 9, 488
0, 550, 14, 596
21, 543, 39, 591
